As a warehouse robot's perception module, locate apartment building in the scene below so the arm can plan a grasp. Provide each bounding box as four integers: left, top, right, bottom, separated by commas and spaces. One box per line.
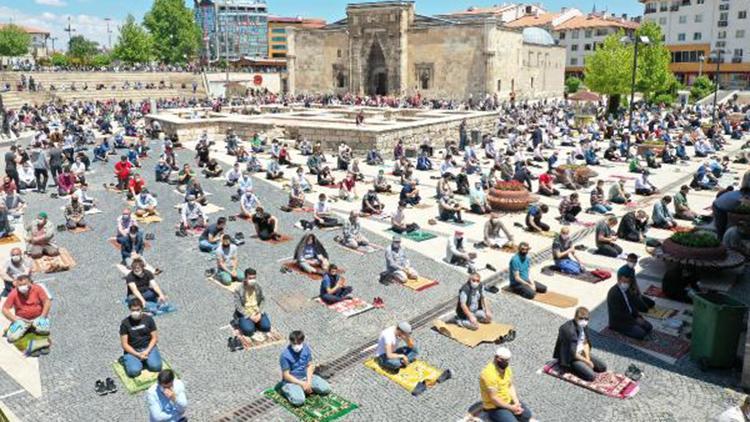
641, 0, 750, 88
195, 0, 269, 62
267, 17, 325, 59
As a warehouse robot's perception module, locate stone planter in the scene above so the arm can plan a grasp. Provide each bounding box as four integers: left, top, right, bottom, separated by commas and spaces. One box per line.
487, 184, 534, 212
636, 144, 665, 156
727, 211, 750, 229
662, 238, 728, 261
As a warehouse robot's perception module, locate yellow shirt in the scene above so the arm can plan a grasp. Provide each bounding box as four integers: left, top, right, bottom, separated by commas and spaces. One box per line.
479, 361, 513, 410
243, 288, 260, 316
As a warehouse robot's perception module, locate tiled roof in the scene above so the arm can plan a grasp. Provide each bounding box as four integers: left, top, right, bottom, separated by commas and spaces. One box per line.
0, 24, 50, 35
554, 15, 639, 31
505, 13, 559, 28
447, 4, 516, 16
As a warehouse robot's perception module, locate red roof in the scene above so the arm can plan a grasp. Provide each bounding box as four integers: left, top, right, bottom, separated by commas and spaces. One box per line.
505, 13, 560, 28
0, 23, 50, 35
554, 15, 639, 31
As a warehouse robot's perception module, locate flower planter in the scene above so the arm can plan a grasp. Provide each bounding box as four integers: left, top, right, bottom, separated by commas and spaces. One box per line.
727, 211, 750, 228
487, 181, 534, 212
662, 238, 728, 261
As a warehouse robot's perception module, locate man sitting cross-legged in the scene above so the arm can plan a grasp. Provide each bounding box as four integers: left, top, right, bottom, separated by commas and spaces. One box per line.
239, 187, 260, 219
446, 230, 477, 273
233, 268, 272, 339
216, 234, 244, 286
383, 235, 419, 283
341, 211, 369, 249
198, 217, 226, 253
552, 227, 584, 275
454, 273, 493, 330
595, 215, 623, 258
64, 195, 87, 230
116, 209, 144, 267
126, 258, 170, 314
293, 233, 330, 275
2, 275, 52, 356
119, 299, 162, 378
376, 321, 418, 372
1, 248, 32, 297
26, 212, 59, 259
319, 264, 352, 304
134, 189, 158, 218
180, 195, 206, 234
252, 206, 281, 241
279, 330, 331, 407
553, 306, 607, 382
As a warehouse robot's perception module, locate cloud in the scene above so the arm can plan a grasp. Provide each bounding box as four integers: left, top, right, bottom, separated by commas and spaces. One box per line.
0, 6, 120, 51
34, 0, 67, 6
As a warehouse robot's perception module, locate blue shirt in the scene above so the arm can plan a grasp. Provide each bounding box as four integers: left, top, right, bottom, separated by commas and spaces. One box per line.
280, 344, 312, 381
527, 205, 540, 217
509, 254, 530, 287
147, 379, 187, 422
320, 273, 339, 296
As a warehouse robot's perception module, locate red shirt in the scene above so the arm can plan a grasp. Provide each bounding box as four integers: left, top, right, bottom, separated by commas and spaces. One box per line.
114, 161, 132, 180
128, 178, 145, 194
539, 173, 552, 185
3, 284, 48, 320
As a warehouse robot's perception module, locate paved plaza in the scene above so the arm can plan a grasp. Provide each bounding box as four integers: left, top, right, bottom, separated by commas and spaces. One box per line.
0, 122, 747, 422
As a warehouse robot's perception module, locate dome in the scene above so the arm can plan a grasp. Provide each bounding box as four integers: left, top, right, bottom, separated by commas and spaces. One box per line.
522, 27, 555, 46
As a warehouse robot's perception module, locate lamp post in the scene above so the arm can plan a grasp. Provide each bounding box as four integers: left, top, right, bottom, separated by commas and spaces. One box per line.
104, 18, 112, 51
711, 49, 724, 124
621, 35, 650, 132
50, 37, 58, 54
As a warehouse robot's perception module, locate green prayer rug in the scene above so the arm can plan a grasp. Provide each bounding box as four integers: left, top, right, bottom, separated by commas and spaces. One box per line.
112, 359, 173, 394
386, 229, 437, 242
263, 388, 358, 422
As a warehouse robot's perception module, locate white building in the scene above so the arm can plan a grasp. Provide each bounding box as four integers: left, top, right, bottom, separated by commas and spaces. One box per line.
437, 3, 547, 23
641, 0, 750, 88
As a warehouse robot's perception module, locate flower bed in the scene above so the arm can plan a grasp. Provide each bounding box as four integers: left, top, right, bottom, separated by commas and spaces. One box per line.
662, 231, 727, 261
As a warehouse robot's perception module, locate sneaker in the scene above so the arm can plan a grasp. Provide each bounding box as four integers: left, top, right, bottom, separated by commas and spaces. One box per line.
234, 232, 245, 240
227, 337, 236, 352
95, 380, 108, 396
105, 377, 117, 394
486, 264, 497, 272
294, 221, 304, 230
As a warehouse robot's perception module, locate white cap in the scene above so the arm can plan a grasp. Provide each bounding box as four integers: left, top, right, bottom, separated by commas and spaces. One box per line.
397, 321, 412, 334
495, 347, 512, 359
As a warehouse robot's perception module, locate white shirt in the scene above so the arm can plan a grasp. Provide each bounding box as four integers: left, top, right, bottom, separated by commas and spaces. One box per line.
314, 201, 329, 215
375, 326, 399, 357
635, 175, 652, 191
576, 327, 586, 355
716, 406, 746, 422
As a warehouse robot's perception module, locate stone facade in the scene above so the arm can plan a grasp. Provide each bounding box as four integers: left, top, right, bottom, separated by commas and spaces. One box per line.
287, 1, 565, 100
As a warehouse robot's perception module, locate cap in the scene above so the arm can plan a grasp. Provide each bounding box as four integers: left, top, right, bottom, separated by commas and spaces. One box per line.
392, 235, 401, 243
397, 321, 412, 334
38, 211, 48, 219
495, 347, 512, 359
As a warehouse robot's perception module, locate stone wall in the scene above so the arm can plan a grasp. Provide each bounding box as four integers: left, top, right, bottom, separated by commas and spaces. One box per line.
288, 29, 349, 95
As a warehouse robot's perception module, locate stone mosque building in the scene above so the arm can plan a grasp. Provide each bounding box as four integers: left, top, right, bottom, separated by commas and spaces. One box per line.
286, 1, 566, 100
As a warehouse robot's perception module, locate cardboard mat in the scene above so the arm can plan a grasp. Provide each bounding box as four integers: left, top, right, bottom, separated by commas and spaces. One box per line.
364, 358, 448, 394
134, 214, 163, 224
314, 297, 374, 318
112, 359, 173, 394
433, 320, 515, 348
541, 360, 639, 399
402, 277, 439, 292
0, 234, 21, 246
502, 286, 579, 308
31, 248, 76, 273
333, 241, 382, 255
66, 226, 91, 234
599, 327, 690, 360
263, 387, 358, 422
108, 237, 152, 250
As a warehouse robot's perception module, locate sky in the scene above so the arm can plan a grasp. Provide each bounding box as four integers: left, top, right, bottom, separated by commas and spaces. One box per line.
0, 0, 644, 51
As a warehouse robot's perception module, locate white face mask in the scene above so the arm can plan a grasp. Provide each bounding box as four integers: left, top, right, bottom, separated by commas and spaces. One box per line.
130, 311, 142, 320
11, 255, 21, 263
291, 344, 304, 353
577, 319, 589, 328
627, 262, 636, 269
470, 281, 481, 289
619, 282, 630, 291
18, 285, 30, 294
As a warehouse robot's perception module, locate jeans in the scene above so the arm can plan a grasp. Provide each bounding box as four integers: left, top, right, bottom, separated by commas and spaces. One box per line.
236, 312, 271, 336
570, 356, 607, 382
510, 281, 547, 299
614, 318, 653, 340
556, 259, 581, 275
320, 286, 353, 304
561, 206, 582, 222
377, 346, 419, 371
117, 233, 144, 262
525, 214, 549, 231
34, 169, 48, 191
486, 401, 532, 422
280, 375, 331, 407
590, 204, 612, 214
128, 289, 159, 313
121, 346, 162, 378
198, 239, 219, 253
596, 243, 623, 258
217, 269, 245, 286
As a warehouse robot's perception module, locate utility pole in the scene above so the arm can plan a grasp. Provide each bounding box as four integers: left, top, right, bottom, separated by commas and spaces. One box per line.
712, 49, 723, 124
50, 37, 58, 54
64, 16, 76, 45
105, 18, 112, 50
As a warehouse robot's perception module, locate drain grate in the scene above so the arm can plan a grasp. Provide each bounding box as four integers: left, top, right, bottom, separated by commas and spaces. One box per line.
216, 397, 276, 422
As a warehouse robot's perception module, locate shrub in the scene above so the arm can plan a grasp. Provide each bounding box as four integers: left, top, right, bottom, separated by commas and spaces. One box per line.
670, 231, 720, 248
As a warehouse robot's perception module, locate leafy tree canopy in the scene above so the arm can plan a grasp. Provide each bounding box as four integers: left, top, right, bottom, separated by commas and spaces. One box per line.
143, 0, 201, 64
0, 25, 31, 57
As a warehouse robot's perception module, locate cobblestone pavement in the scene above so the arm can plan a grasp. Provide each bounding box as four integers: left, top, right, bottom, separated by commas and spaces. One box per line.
0, 132, 746, 422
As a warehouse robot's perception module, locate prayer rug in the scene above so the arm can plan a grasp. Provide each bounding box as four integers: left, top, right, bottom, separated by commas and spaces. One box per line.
280, 206, 314, 213
58, 206, 103, 215
414, 203, 432, 210
234, 328, 285, 351
0, 234, 21, 246
610, 175, 638, 181
402, 277, 439, 292
314, 297, 374, 318
385, 229, 437, 242
107, 238, 152, 250
202, 203, 225, 215
112, 359, 174, 394
541, 360, 639, 399
31, 249, 76, 273
541, 266, 610, 284
644, 285, 667, 298
282, 261, 324, 281
433, 319, 515, 348
134, 214, 162, 224
364, 358, 449, 395
572, 220, 597, 228
441, 219, 476, 227
67, 226, 91, 234
253, 234, 293, 245
12, 333, 51, 357
333, 241, 382, 255
206, 276, 236, 293
500, 244, 519, 254
263, 388, 358, 422
599, 327, 690, 360
502, 287, 579, 308
645, 306, 679, 320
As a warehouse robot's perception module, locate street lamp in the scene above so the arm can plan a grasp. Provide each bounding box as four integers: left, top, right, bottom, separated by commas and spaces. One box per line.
621, 35, 650, 132
104, 18, 112, 50
711, 49, 724, 123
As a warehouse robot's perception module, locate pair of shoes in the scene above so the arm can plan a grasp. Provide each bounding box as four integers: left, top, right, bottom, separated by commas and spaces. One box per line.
95, 378, 117, 396
228, 336, 243, 352
228, 215, 237, 222
373, 297, 385, 308
625, 364, 644, 381
145, 233, 155, 240
205, 268, 216, 278
175, 228, 187, 237
280, 266, 291, 274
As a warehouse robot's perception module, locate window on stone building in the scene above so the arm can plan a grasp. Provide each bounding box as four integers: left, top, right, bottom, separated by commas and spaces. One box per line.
337, 49, 342, 58
497, 80, 502, 91
584, 44, 591, 51
678, 33, 686, 41
740, 11, 748, 19
415, 63, 434, 90
571, 30, 579, 39
584, 30, 592, 38
420, 70, 431, 90
571, 44, 578, 51
559, 32, 566, 40
738, 30, 747, 38
694, 14, 703, 23
693, 32, 702, 41
659, 17, 667, 25
718, 31, 727, 39
570, 57, 578, 65
530, 77, 534, 89
678, 15, 687, 24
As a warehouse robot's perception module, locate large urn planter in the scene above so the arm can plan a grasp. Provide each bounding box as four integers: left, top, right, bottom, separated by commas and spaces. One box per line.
555, 165, 598, 186
662, 232, 728, 261
636, 142, 665, 156
728, 204, 750, 228
487, 181, 535, 212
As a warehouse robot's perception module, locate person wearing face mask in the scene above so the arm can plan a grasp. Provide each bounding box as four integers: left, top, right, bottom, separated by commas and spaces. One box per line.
618, 254, 655, 312
134, 188, 159, 218
119, 299, 162, 378
146, 369, 188, 422
446, 231, 477, 274
509, 242, 547, 299
341, 211, 369, 249
279, 330, 331, 407
180, 195, 206, 235
114, 155, 133, 192
216, 234, 244, 286
3, 275, 52, 356
70, 156, 86, 185
606, 266, 653, 340
232, 268, 272, 340
383, 235, 419, 284
251, 206, 281, 241
552, 227, 584, 275
1, 247, 32, 297
64, 195, 87, 230
126, 258, 169, 313
319, 264, 352, 305
479, 347, 533, 422
375, 321, 419, 371
716, 395, 750, 422
455, 273, 493, 330
553, 307, 607, 382
616, 210, 650, 244
26, 212, 59, 259
116, 209, 144, 267
56, 166, 76, 196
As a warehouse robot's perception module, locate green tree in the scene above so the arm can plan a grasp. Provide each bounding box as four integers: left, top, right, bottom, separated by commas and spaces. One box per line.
67, 35, 99, 65
690, 75, 714, 102
635, 22, 677, 103
143, 0, 201, 64
565, 76, 582, 94
50, 52, 68, 67
0, 24, 31, 57
90, 53, 112, 68
113, 14, 154, 64
584, 31, 633, 115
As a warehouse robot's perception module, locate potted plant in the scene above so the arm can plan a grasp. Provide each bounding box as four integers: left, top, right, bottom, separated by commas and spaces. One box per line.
728, 203, 750, 228
488, 181, 535, 212
662, 230, 727, 261
636, 139, 666, 156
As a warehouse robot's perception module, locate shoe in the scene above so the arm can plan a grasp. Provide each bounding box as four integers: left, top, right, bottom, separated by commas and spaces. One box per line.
95, 380, 108, 396
205, 268, 216, 278
39, 346, 51, 355
411, 381, 427, 396
233, 336, 244, 351
145, 233, 155, 240
235, 232, 245, 240
228, 337, 236, 352
228, 215, 237, 222
437, 369, 452, 383
486, 264, 497, 272
105, 377, 117, 393
485, 286, 499, 294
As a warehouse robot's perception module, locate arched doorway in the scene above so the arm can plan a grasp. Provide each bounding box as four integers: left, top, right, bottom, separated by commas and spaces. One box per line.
366, 41, 388, 96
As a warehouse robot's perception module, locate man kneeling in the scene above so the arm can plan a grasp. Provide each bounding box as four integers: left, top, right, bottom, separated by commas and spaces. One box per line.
455, 273, 493, 330
553, 307, 606, 382
279, 330, 331, 407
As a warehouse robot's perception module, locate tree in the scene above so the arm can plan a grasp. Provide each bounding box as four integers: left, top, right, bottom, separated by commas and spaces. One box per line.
67, 35, 99, 65
565, 76, 582, 94
635, 21, 677, 103
584, 31, 633, 115
113, 14, 154, 64
143, 0, 201, 64
0, 24, 31, 57
90, 53, 112, 68
50, 52, 68, 67
690, 75, 715, 102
